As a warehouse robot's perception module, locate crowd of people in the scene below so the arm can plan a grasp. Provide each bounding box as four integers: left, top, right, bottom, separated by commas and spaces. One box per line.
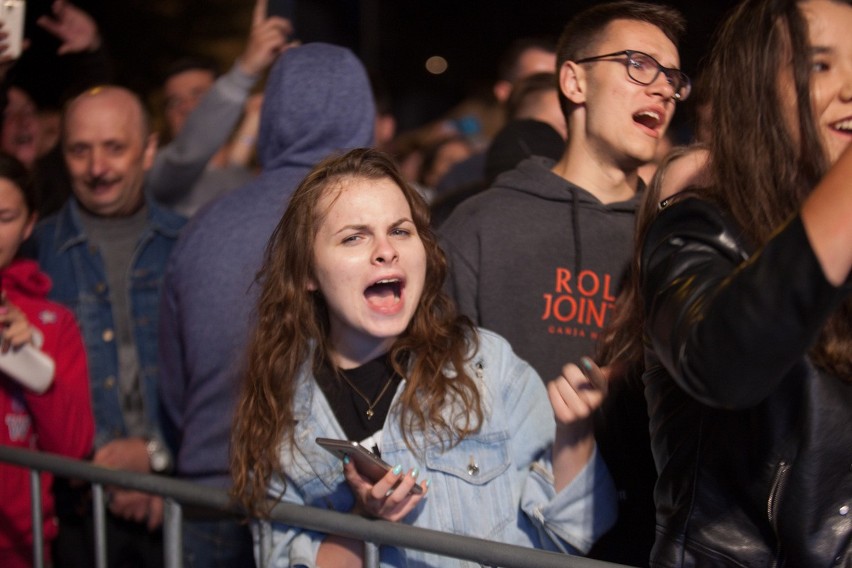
0, 0, 850, 567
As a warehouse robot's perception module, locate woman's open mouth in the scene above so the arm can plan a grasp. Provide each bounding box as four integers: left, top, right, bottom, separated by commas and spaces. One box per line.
365, 278, 403, 311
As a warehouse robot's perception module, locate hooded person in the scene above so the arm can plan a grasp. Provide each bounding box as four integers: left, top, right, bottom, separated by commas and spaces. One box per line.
157, 42, 375, 567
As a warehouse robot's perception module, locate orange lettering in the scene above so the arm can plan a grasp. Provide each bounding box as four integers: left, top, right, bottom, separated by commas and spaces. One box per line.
555, 268, 572, 293
577, 270, 600, 297
541, 294, 553, 319
585, 300, 608, 327
602, 274, 617, 302
553, 295, 578, 322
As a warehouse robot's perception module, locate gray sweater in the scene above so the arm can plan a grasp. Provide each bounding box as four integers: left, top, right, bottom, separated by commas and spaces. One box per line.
440, 157, 641, 382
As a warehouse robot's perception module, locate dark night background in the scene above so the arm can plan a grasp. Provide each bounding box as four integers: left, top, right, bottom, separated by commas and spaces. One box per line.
13, 0, 740, 136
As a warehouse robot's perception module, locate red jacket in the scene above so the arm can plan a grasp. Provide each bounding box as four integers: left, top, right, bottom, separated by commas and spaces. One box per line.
0, 259, 93, 565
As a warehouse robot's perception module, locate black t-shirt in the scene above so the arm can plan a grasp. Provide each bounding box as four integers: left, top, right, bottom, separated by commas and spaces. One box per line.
315, 353, 402, 453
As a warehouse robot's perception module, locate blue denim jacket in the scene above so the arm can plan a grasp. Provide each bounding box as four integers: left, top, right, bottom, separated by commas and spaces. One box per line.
257, 329, 617, 567
26, 198, 185, 447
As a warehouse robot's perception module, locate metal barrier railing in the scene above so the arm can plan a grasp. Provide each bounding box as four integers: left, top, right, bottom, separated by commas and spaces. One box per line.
0, 445, 632, 568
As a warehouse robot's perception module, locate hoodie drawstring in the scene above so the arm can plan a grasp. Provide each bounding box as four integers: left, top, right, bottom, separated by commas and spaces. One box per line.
570, 187, 582, 279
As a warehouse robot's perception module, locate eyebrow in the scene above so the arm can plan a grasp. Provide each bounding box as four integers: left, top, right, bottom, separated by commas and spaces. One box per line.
332, 217, 413, 236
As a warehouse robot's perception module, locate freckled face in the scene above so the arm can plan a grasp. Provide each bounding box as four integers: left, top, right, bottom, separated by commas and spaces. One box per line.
308, 176, 426, 365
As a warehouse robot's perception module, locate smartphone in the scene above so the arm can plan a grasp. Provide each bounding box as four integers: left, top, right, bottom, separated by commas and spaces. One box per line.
316, 437, 423, 495
0, 0, 24, 60
266, 0, 295, 20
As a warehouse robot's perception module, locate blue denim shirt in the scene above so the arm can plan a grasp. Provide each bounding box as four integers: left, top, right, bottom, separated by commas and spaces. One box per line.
257, 329, 617, 567
26, 198, 185, 447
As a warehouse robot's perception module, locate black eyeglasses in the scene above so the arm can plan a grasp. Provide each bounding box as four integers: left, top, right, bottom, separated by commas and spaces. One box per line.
574, 50, 692, 102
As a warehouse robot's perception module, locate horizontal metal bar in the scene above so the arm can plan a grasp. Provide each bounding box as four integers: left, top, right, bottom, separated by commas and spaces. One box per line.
0, 446, 630, 568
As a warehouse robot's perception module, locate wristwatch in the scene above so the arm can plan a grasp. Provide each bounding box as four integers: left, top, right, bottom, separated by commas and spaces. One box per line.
146, 438, 172, 474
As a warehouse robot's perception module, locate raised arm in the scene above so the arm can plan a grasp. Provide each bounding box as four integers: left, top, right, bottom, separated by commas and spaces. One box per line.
146, 0, 294, 207
800, 142, 852, 285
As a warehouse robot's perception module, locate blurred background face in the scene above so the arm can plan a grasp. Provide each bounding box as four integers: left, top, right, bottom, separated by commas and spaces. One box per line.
494, 47, 558, 103
1, 87, 42, 170
515, 48, 558, 81
63, 89, 155, 217
0, 178, 34, 269
163, 68, 216, 138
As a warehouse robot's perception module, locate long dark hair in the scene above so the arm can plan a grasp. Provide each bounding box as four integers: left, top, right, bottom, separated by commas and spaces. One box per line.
231, 148, 483, 516
599, 0, 852, 380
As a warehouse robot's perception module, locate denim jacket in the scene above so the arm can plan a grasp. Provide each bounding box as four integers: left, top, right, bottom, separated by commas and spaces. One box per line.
257, 329, 617, 567
26, 198, 185, 447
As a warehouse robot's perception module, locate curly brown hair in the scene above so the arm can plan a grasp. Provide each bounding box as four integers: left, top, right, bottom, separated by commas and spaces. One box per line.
230, 148, 483, 516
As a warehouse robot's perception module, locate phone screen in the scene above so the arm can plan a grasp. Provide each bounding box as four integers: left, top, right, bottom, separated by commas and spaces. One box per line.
0, 0, 26, 59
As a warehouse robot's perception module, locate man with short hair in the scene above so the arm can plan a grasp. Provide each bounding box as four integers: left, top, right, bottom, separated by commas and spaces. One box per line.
443, 0, 686, 390
26, 85, 186, 567
440, 2, 689, 564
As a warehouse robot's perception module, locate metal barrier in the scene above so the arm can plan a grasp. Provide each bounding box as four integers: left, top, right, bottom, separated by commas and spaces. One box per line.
0, 445, 632, 568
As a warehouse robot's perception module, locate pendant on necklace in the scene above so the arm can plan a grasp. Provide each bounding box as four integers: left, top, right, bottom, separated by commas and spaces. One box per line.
366, 409, 374, 419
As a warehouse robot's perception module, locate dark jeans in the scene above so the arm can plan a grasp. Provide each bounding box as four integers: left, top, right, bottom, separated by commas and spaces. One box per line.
52, 477, 163, 568
183, 518, 255, 568
53, 510, 163, 568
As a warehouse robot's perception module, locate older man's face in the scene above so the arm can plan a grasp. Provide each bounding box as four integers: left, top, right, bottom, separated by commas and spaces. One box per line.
63, 88, 155, 217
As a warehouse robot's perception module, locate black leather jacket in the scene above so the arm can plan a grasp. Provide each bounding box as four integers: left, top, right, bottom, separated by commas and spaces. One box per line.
640, 197, 852, 567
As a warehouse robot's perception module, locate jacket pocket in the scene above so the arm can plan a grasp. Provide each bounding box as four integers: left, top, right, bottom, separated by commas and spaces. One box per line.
422, 431, 515, 538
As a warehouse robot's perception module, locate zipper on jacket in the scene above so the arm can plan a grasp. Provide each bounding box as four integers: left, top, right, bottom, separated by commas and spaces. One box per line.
767, 460, 791, 568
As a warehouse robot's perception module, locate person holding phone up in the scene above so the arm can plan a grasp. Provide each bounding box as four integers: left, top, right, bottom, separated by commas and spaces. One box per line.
230, 148, 617, 567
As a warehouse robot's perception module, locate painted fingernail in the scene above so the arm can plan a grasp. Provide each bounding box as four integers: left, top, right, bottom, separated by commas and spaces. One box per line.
581, 358, 593, 371
342, 454, 350, 465
385, 489, 394, 497
425, 479, 431, 488
411, 467, 420, 479
392, 464, 402, 475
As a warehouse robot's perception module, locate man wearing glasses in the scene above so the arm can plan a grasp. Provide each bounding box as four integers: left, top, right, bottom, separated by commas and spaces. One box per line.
440, 2, 688, 565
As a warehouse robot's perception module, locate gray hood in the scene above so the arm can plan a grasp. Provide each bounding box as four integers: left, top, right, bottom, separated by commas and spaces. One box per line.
258, 42, 375, 171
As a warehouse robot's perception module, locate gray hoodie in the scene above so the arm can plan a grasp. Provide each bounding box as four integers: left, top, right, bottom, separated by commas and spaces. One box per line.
158, 43, 375, 486
440, 156, 640, 382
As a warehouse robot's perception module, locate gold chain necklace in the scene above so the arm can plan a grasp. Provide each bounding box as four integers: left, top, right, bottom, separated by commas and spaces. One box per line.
339, 373, 395, 420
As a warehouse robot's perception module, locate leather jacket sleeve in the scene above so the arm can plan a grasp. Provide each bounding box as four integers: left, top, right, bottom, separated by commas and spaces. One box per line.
641, 197, 849, 409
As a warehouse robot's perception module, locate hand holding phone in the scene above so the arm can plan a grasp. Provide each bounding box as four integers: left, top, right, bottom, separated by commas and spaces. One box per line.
316, 437, 423, 495
0, 0, 25, 60
0, 294, 55, 394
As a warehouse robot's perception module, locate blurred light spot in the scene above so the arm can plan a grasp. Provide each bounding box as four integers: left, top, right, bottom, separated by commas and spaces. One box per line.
425, 56, 448, 75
